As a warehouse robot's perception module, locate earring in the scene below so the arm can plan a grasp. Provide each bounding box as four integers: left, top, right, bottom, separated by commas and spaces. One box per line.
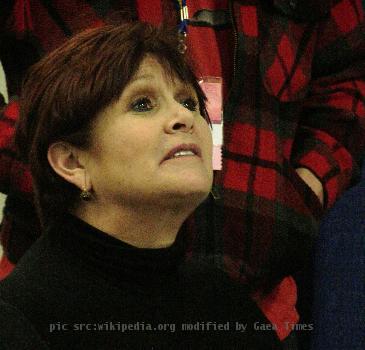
80, 172, 91, 201
80, 188, 91, 201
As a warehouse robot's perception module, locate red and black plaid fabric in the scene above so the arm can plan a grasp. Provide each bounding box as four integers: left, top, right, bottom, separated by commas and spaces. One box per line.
0, 0, 365, 339
176, 0, 365, 287
0, 0, 138, 96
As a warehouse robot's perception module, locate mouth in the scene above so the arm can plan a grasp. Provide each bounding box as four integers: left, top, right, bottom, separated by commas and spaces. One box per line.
161, 143, 202, 163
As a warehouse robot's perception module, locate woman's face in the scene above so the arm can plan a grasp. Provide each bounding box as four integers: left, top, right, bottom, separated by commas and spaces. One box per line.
84, 55, 213, 210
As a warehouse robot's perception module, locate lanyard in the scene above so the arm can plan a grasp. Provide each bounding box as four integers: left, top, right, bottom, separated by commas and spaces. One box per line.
176, 0, 189, 33
174, 0, 189, 53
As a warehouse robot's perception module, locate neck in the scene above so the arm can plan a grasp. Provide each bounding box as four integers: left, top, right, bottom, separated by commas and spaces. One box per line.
73, 201, 192, 248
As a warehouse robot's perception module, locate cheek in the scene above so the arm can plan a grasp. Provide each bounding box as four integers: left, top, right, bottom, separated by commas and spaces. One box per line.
89, 116, 159, 185
105, 124, 149, 158
108, 126, 160, 174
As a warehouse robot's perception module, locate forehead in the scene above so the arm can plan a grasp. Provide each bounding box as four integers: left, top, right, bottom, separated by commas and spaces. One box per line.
130, 55, 193, 91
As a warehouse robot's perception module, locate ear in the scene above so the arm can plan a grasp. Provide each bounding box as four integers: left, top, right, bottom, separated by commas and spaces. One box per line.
47, 142, 91, 191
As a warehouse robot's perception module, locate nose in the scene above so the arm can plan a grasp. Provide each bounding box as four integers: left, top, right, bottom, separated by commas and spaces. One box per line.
164, 101, 194, 134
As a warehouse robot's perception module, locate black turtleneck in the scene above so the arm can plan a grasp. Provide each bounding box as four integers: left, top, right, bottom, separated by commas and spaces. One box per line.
0, 214, 280, 349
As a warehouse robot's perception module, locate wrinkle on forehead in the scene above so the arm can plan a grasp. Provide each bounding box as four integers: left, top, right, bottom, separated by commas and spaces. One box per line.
131, 55, 194, 92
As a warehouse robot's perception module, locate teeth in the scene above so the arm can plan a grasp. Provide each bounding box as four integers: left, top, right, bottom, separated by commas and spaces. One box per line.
173, 150, 195, 158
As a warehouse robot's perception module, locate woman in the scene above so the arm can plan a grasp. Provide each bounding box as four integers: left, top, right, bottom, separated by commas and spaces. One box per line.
0, 22, 280, 349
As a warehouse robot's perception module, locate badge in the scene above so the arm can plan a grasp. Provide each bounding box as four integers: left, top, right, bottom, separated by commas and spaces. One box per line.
199, 77, 223, 170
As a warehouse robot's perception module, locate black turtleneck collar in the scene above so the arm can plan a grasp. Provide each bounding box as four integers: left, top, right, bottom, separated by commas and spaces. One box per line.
45, 213, 188, 291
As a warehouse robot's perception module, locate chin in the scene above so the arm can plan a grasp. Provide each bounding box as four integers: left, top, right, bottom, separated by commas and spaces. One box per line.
165, 191, 209, 215
168, 182, 212, 206
153, 171, 213, 207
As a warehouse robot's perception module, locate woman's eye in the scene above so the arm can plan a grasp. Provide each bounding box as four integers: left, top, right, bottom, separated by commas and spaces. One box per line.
181, 97, 198, 112
131, 97, 154, 112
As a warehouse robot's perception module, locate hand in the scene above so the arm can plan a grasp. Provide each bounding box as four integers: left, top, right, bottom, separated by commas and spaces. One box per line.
295, 168, 324, 205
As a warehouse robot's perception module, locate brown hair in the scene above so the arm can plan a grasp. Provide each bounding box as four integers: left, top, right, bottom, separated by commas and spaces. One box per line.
15, 21, 208, 227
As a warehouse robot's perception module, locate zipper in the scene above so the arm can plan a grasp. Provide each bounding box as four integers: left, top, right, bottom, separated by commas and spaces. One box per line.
228, 0, 238, 83
223, 0, 240, 123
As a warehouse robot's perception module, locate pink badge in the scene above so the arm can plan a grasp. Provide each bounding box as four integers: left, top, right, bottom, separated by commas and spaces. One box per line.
199, 77, 223, 170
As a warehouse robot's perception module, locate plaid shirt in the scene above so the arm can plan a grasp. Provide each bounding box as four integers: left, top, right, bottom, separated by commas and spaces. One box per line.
182, 0, 365, 286
1, 0, 365, 340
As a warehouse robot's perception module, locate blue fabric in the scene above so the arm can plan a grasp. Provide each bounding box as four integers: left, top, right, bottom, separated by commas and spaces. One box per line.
311, 165, 365, 349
